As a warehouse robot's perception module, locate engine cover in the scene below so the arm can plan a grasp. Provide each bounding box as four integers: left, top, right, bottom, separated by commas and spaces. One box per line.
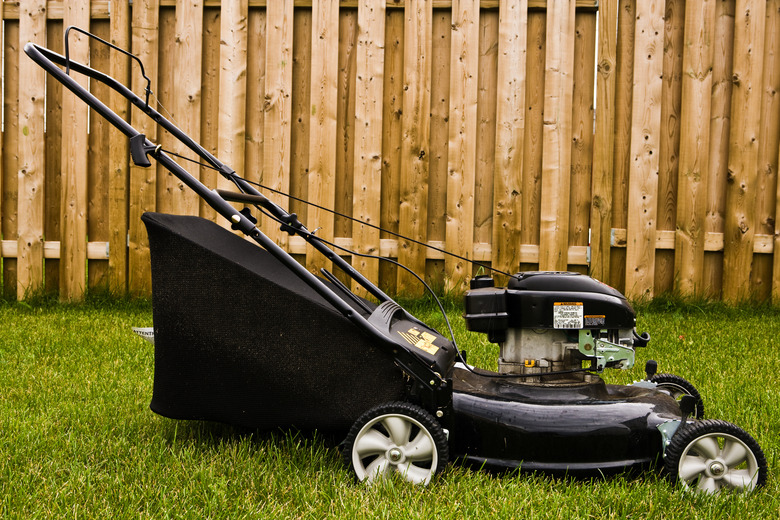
464, 272, 641, 381
464, 272, 636, 340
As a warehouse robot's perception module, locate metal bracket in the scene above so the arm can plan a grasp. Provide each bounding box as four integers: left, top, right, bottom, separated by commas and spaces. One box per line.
578, 330, 635, 371
657, 420, 682, 456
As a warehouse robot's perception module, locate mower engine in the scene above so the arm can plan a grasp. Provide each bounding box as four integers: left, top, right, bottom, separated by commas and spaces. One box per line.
464, 272, 649, 384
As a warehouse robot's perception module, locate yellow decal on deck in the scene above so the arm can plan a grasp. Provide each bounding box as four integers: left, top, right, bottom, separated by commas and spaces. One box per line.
398, 327, 440, 355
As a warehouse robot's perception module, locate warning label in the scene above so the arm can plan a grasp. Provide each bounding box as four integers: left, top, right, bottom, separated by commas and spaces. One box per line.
553, 302, 584, 329
584, 315, 606, 327
398, 327, 440, 355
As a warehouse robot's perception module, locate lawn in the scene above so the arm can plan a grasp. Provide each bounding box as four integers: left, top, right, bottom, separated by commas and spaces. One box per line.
1, 296, 778, 518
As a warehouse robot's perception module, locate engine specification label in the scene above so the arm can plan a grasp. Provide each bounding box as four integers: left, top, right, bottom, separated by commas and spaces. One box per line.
553, 302, 584, 329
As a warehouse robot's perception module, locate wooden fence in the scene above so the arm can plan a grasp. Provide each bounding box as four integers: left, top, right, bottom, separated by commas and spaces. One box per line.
1, 0, 779, 303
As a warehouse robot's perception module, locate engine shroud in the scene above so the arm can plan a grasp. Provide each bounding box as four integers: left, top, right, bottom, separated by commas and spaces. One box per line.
464, 272, 640, 380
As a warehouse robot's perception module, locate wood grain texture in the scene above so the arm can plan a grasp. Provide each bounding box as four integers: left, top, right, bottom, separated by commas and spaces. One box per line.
569, 12, 596, 252
128, 0, 159, 295
723, 0, 766, 302
306, 0, 339, 275
352, 0, 386, 289
3, 21, 19, 298
108, 0, 130, 292
520, 10, 545, 272
624, 0, 663, 300
589, 0, 617, 282
199, 7, 221, 221
445, 0, 480, 291
397, 0, 432, 294
492, 0, 527, 280
379, 9, 404, 293
655, 0, 683, 294
17, 0, 47, 298
59, 0, 91, 300
171, 0, 204, 216
674, 0, 716, 296
262, 0, 294, 248
539, 0, 576, 271
609, 0, 636, 293
217, 0, 249, 198
87, 20, 111, 288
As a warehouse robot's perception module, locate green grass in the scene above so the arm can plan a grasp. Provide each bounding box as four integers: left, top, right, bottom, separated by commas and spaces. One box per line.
1, 297, 779, 518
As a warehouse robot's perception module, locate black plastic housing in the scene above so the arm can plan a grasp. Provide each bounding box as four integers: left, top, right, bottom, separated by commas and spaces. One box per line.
464, 272, 637, 341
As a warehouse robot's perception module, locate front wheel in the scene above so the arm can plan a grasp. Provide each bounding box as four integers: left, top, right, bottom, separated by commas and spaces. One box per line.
650, 373, 704, 419
343, 402, 449, 485
664, 419, 767, 494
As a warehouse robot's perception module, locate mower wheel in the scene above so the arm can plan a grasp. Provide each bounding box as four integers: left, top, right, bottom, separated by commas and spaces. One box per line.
665, 419, 767, 494
650, 373, 704, 419
343, 401, 449, 485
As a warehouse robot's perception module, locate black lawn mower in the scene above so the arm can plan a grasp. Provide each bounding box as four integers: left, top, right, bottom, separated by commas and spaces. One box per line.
25, 28, 768, 495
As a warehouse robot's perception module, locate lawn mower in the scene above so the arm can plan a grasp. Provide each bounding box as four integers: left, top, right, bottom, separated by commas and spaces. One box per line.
26, 28, 767, 495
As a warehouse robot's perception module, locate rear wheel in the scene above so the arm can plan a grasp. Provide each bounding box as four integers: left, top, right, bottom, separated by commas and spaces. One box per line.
343, 402, 448, 485
650, 373, 704, 419
665, 419, 766, 494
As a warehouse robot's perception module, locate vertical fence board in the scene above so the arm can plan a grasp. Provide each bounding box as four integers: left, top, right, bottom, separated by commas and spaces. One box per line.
590, 0, 617, 282
754, 3, 780, 300
45, 22, 63, 293
675, 0, 717, 297
426, 9, 450, 286
624, 0, 664, 300
723, 0, 766, 302
245, 8, 266, 186
199, 7, 220, 221
108, 0, 130, 292
18, 0, 47, 298
170, 0, 204, 216
474, 11, 498, 265
290, 8, 311, 228
262, 0, 294, 248
157, 9, 177, 215
569, 11, 596, 268
217, 0, 248, 200
397, 0, 432, 294
88, 20, 110, 288
335, 10, 357, 246
445, 0, 480, 291
539, 0, 575, 271
306, 0, 339, 275
3, 21, 19, 298
706, 0, 735, 298
128, 0, 159, 294
520, 10, 545, 271
379, 9, 404, 293
352, 0, 386, 289
655, 0, 684, 294
59, 1, 90, 300
609, 0, 636, 293
493, 0, 527, 281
